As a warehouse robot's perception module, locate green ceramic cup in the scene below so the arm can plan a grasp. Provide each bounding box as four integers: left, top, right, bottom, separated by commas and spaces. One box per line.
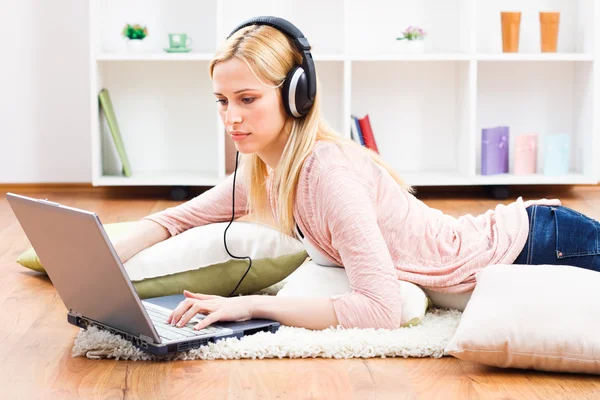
168, 33, 193, 49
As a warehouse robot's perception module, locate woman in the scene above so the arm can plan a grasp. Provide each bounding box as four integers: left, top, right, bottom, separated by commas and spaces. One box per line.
113, 19, 600, 332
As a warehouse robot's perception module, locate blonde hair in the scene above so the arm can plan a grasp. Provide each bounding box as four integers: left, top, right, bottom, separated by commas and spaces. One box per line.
209, 25, 413, 237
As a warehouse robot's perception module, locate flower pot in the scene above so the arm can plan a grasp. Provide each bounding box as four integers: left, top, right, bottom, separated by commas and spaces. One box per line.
540, 12, 560, 52
396, 39, 425, 54
126, 39, 146, 53
501, 12, 521, 52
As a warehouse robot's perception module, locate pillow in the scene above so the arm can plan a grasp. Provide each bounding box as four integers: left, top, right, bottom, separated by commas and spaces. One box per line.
445, 264, 600, 374
17, 221, 308, 299
276, 260, 432, 328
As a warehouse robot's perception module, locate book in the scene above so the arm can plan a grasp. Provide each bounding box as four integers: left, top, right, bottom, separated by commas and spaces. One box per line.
350, 115, 365, 146
357, 114, 379, 154
98, 88, 132, 177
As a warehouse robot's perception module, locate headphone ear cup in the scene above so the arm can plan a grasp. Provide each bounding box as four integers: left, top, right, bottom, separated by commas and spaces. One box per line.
282, 65, 313, 118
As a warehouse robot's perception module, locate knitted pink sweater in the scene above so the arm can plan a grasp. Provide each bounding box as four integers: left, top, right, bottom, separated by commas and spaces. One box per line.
142, 140, 560, 329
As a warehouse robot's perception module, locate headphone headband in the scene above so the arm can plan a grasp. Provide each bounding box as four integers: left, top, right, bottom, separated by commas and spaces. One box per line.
226, 16, 317, 117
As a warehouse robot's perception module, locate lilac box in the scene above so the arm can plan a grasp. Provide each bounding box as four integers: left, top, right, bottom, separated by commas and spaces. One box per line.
481, 126, 509, 175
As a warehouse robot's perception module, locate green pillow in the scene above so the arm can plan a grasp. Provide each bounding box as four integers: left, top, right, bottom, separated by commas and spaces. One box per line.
16, 221, 308, 299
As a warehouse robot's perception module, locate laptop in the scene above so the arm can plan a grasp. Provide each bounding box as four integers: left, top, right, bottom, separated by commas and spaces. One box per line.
6, 192, 281, 355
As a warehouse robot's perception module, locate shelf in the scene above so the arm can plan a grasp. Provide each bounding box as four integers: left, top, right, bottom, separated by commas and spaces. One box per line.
97, 52, 594, 63
96, 171, 221, 186
476, 53, 595, 61
468, 173, 597, 185
90, 0, 599, 189
96, 52, 347, 61
402, 172, 597, 186
96, 52, 216, 61
349, 53, 472, 61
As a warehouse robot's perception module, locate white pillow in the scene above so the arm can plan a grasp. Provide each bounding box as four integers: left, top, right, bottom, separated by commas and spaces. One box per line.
446, 264, 600, 374
123, 221, 308, 299
276, 260, 430, 327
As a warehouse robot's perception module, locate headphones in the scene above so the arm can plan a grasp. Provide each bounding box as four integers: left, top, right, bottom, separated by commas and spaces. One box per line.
223, 16, 317, 297
227, 16, 317, 118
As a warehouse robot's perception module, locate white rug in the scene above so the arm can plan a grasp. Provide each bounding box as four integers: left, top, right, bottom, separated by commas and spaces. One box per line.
71, 281, 463, 361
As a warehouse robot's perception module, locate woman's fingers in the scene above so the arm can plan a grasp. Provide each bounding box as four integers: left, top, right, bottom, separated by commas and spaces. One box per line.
168, 298, 202, 326
175, 303, 203, 327
194, 310, 223, 330
184, 290, 218, 300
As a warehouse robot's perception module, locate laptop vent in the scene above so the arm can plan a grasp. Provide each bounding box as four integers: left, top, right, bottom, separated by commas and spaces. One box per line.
178, 338, 210, 352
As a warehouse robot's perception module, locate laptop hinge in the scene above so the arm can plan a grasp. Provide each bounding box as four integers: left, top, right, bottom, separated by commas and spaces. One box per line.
70, 310, 83, 318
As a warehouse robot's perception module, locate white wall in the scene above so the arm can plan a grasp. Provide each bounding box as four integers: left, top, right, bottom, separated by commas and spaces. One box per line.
0, 0, 91, 184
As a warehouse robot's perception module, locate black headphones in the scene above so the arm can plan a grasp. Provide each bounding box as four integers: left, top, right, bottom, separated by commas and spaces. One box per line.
223, 16, 316, 298
227, 16, 317, 118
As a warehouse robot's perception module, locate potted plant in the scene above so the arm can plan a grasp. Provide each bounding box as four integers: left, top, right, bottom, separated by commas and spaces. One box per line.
396, 25, 427, 53
122, 23, 148, 53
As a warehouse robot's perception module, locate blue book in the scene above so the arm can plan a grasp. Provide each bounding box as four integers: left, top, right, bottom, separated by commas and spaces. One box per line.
351, 115, 365, 146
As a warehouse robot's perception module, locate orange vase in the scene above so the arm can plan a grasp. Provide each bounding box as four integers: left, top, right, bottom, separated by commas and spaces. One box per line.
501, 12, 521, 52
540, 12, 560, 52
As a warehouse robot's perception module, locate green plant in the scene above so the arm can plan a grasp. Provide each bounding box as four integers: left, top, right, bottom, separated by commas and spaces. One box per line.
396, 25, 427, 41
122, 24, 148, 40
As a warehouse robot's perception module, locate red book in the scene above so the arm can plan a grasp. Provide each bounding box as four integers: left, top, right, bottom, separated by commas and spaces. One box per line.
358, 114, 379, 154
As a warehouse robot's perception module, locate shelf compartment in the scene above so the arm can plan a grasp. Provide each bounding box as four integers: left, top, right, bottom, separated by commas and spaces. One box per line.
345, 0, 473, 55
476, 61, 594, 179
95, 61, 219, 184
351, 60, 473, 177
94, 0, 218, 54
219, 0, 344, 55
476, 0, 595, 54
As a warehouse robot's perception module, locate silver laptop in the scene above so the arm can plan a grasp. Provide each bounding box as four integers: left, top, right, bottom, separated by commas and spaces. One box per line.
7, 192, 280, 355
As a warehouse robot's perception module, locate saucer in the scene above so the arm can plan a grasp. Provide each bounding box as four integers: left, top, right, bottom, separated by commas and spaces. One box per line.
164, 47, 192, 53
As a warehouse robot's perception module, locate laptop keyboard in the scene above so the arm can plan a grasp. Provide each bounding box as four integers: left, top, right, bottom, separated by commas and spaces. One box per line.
142, 301, 229, 341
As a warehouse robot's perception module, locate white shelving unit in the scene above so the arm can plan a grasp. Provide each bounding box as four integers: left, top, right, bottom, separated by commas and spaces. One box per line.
90, 0, 600, 191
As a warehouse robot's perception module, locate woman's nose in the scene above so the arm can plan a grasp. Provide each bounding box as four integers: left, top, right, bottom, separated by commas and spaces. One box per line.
224, 104, 243, 126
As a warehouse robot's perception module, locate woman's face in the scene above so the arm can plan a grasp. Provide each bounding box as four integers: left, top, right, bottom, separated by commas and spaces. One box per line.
213, 57, 289, 160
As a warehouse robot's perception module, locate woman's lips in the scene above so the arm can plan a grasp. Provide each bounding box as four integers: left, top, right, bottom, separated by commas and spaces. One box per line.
230, 132, 250, 142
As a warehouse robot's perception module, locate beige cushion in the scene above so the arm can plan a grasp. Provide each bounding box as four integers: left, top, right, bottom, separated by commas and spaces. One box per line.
17, 221, 308, 299
446, 264, 600, 374
276, 260, 431, 328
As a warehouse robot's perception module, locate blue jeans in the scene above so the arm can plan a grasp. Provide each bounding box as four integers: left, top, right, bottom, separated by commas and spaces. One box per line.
513, 205, 600, 272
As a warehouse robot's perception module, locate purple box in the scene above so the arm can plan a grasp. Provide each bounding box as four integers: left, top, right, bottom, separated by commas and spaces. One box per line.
481, 126, 509, 175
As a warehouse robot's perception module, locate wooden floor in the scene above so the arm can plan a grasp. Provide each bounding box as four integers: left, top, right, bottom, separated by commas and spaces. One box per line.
1, 185, 600, 399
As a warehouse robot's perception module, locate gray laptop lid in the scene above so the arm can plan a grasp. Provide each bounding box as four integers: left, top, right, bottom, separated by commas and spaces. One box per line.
6, 193, 161, 344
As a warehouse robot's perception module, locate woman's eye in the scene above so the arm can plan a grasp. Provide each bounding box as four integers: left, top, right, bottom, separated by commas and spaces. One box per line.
215, 98, 254, 106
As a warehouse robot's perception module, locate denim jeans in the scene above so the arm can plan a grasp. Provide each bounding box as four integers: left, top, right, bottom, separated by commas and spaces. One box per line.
513, 205, 600, 272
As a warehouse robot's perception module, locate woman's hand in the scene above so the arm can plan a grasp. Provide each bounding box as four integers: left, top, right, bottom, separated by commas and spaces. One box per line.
167, 290, 254, 330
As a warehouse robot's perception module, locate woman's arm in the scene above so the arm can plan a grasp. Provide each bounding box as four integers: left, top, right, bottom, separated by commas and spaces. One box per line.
309, 166, 404, 330
250, 295, 339, 330
113, 170, 249, 263
112, 219, 170, 263
142, 169, 249, 237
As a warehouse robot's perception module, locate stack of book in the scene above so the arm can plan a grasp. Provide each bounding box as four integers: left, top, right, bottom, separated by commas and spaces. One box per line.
350, 114, 379, 154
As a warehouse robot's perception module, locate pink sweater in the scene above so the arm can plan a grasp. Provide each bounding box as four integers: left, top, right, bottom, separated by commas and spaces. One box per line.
142, 140, 560, 329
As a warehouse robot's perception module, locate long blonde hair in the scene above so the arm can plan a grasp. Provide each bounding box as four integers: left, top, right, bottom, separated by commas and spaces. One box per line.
209, 24, 413, 237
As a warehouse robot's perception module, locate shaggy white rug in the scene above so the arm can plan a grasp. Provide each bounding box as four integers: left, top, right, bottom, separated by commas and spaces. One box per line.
71, 281, 463, 361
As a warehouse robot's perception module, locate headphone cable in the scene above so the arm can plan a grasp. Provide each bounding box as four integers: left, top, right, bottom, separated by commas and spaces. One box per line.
224, 151, 253, 297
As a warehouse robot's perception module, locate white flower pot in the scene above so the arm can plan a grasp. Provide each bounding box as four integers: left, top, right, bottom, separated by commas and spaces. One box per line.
126, 39, 146, 53
395, 39, 425, 54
